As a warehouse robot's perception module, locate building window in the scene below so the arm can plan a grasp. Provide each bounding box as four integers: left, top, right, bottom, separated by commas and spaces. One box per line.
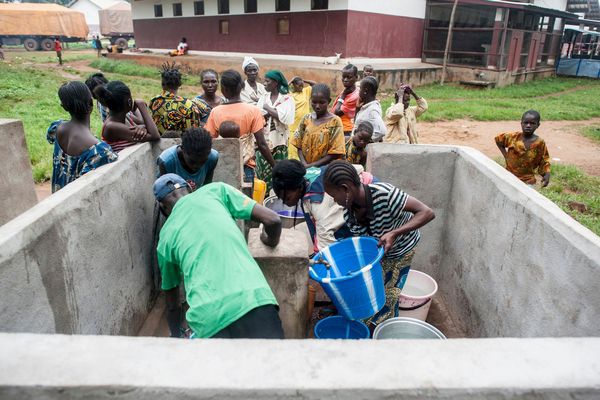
245, 0, 257, 13
218, 0, 229, 14
311, 0, 328, 10
276, 0, 290, 11
194, 0, 204, 15
277, 18, 290, 35
172, 3, 182, 16
220, 19, 229, 35
154, 4, 163, 17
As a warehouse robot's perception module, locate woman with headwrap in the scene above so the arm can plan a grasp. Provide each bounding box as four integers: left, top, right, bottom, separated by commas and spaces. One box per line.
240, 56, 266, 106
255, 69, 295, 191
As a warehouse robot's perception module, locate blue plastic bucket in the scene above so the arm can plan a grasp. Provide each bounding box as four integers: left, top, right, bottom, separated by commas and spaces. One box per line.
309, 237, 385, 320
314, 316, 370, 339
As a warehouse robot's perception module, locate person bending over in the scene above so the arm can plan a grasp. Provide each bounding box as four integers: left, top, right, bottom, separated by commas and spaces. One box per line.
154, 175, 283, 339
94, 80, 160, 153
291, 83, 345, 169
46, 81, 117, 192
495, 110, 550, 188
323, 160, 435, 331
157, 127, 219, 191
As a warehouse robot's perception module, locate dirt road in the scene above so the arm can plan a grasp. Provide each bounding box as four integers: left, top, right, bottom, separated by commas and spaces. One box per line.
418, 119, 600, 176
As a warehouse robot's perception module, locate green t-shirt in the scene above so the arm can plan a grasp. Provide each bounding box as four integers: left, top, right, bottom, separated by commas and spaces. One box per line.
157, 182, 278, 338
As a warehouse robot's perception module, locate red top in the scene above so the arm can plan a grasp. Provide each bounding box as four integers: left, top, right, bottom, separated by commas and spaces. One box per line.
54, 40, 62, 52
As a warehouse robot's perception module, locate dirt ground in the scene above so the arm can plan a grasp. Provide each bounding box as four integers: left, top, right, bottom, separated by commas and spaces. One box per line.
418, 118, 600, 177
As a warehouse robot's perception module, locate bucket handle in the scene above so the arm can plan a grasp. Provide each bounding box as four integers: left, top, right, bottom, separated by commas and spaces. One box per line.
398, 298, 431, 311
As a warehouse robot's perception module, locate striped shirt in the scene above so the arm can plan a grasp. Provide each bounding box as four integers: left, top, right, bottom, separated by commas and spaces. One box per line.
344, 182, 420, 260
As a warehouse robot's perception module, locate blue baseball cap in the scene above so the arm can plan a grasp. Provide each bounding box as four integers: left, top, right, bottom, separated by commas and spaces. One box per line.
153, 173, 189, 201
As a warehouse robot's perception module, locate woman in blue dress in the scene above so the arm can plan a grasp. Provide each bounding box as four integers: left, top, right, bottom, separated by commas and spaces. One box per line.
46, 81, 117, 193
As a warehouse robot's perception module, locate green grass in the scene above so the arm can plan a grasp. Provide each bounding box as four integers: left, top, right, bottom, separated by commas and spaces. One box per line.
581, 125, 600, 144
541, 164, 600, 236
89, 58, 196, 86
381, 77, 600, 122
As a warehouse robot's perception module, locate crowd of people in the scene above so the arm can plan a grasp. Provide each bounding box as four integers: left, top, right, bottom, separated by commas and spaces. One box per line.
45, 55, 552, 339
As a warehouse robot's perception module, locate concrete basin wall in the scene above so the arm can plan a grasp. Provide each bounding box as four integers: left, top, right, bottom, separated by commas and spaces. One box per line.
0, 138, 243, 335
1, 333, 599, 399
368, 144, 600, 338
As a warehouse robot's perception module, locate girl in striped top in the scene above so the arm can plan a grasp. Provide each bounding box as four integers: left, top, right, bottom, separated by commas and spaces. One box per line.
94, 81, 160, 153
323, 160, 435, 329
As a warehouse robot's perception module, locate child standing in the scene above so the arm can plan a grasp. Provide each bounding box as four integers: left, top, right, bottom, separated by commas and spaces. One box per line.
291, 84, 346, 168
384, 84, 428, 144
495, 110, 551, 187
54, 37, 63, 66
346, 121, 373, 168
157, 127, 219, 191
332, 64, 360, 137
288, 76, 316, 160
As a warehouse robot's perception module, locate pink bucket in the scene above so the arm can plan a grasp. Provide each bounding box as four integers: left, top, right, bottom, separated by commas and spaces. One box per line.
398, 270, 438, 321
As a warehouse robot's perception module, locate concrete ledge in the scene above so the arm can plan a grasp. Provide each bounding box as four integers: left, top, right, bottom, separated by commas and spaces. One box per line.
0, 333, 599, 399
248, 228, 308, 339
0, 119, 37, 226
367, 143, 600, 338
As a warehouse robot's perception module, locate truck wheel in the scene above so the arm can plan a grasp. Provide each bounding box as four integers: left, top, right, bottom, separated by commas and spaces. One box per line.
23, 38, 39, 51
41, 38, 54, 51
115, 38, 128, 49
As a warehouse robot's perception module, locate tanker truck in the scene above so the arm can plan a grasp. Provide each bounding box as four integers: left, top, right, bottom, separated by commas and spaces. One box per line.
0, 3, 88, 51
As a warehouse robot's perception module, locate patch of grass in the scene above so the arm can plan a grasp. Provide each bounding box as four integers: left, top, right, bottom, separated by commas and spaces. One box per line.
89, 58, 161, 79
541, 164, 600, 236
493, 158, 599, 235
381, 77, 600, 122
580, 125, 600, 144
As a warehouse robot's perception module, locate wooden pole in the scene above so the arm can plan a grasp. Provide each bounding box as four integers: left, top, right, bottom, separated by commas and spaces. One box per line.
441, 0, 459, 85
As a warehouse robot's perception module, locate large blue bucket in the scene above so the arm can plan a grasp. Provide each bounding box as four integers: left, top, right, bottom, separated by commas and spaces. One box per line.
309, 237, 385, 320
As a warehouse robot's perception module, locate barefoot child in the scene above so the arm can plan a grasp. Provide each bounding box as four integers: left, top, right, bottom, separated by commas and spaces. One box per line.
495, 110, 551, 188
291, 84, 346, 168
346, 121, 373, 168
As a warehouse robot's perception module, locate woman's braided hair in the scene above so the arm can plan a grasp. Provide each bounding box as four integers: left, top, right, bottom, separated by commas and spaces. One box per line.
323, 160, 360, 188
272, 159, 306, 194
161, 62, 182, 90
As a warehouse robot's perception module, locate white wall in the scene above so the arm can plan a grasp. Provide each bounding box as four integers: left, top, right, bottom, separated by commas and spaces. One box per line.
533, 0, 568, 11
347, 0, 426, 18
70, 0, 101, 26
133, 0, 441, 20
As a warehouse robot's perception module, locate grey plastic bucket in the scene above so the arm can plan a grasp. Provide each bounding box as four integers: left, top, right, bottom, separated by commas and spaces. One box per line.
263, 196, 303, 229
372, 317, 446, 340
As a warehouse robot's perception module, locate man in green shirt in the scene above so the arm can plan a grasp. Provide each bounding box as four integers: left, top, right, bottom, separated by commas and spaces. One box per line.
154, 174, 283, 338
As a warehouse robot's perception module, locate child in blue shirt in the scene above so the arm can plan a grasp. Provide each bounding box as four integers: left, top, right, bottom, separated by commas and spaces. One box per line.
157, 127, 219, 191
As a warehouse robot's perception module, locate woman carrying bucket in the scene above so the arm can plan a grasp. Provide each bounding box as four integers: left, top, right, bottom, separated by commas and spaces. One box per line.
322, 160, 435, 330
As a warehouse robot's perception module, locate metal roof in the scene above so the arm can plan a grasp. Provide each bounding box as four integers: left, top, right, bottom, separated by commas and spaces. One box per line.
432, 0, 578, 19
